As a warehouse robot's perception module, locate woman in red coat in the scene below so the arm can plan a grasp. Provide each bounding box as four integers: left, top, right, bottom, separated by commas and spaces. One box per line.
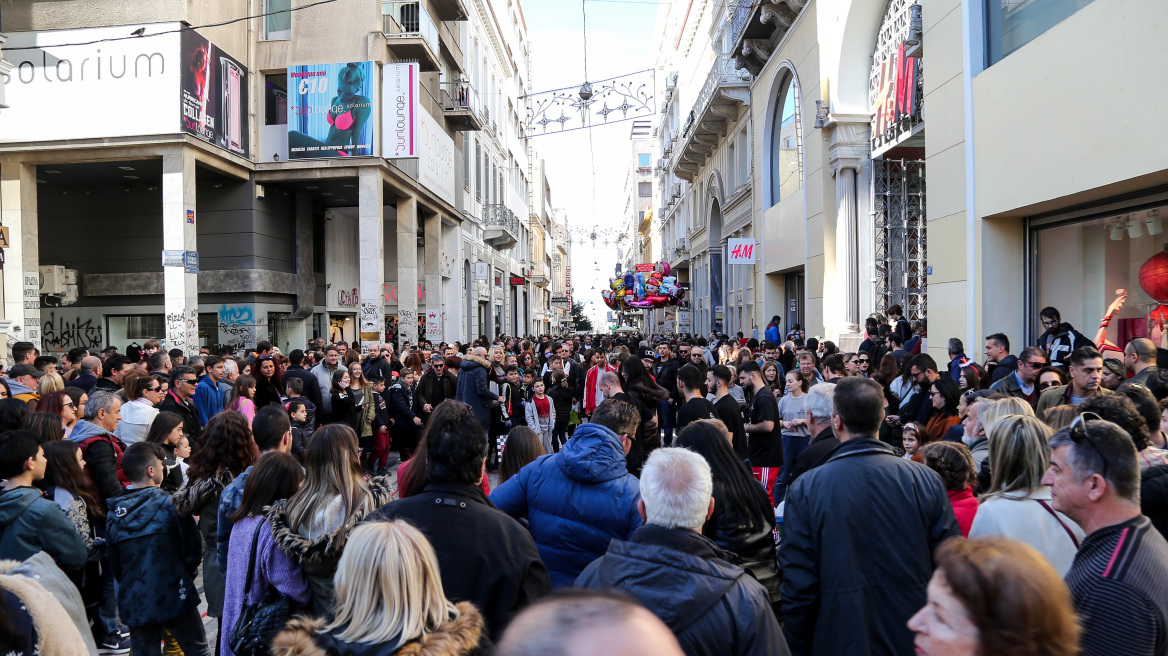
921, 441, 979, 537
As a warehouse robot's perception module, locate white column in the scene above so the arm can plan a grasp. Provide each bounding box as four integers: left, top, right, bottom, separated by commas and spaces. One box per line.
397, 195, 419, 345
423, 211, 441, 342
834, 164, 859, 329
358, 168, 385, 355
162, 151, 199, 355
0, 163, 38, 352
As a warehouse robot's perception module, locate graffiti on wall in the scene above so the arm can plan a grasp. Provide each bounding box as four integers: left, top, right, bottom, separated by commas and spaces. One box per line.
41, 311, 104, 351
218, 303, 259, 352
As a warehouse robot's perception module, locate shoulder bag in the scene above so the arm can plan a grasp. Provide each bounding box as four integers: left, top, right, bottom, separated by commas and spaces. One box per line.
228, 521, 295, 656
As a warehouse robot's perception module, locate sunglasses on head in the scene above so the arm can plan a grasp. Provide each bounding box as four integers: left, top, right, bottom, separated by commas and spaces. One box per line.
1069, 411, 1108, 480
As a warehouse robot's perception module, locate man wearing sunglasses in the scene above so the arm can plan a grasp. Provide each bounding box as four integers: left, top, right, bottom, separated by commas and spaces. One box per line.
417, 353, 456, 423
1036, 346, 1109, 418
989, 346, 1047, 408
1045, 415, 1168, 656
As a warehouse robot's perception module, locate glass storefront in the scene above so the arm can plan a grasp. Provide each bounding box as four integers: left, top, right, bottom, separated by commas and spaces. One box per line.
1031, 196, 1168, 347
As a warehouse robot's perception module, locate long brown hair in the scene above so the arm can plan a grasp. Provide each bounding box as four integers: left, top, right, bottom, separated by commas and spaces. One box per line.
41, 440, 104, 517
285, 424, 372, 534
185, 411, 257, 481
228, 374, 257, 412
499, 426, 545, 485
933, 537, 1080, 656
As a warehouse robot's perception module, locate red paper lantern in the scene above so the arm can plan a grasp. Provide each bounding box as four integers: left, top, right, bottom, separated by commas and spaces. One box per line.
1139, 248, 1168, 303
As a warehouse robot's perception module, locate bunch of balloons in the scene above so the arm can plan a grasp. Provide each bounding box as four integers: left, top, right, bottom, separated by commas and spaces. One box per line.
601, 262, 686, 310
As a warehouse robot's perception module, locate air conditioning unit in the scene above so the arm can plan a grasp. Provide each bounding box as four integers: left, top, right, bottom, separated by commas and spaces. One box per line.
666, 71, 678, 91
664, 142, 673, 155
671, 183, 682, 199
658, 158, 668, 169
38, 265, 66, 295
660, 100, 668, 114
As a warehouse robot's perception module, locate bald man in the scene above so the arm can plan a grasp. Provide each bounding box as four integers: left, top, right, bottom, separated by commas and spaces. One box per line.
495, 591, 684, 656
1126, 337, 1159, 386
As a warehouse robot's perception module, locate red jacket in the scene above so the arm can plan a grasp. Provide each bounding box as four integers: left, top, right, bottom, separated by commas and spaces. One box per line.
584, 363, 617, 415
947, 486, 978, 537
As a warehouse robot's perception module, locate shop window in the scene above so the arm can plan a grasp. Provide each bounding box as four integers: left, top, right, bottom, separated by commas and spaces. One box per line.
264, 0, 292, 40
125, 316, 163, 340
986, 0, 1096, 66
769, 74, 802, 207
1032, 205, 1165, 344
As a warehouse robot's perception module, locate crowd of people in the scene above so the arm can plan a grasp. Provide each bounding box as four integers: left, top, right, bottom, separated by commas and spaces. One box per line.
0, 302, 1165, 656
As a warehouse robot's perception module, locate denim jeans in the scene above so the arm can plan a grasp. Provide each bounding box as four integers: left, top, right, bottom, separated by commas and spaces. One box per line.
658, 399, 675, 447
129, 607, 211, 656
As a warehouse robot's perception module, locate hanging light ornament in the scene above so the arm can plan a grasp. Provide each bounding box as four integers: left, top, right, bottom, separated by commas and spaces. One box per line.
579, 82, 594, 101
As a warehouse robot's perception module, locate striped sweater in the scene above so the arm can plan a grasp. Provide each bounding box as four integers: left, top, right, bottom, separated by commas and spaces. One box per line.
1064, 515, 1168, 656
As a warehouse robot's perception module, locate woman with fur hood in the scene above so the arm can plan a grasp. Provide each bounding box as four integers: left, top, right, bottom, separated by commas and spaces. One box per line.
273, 520, 486, 656
172, 411, 256, 626
266, 424, 394, 616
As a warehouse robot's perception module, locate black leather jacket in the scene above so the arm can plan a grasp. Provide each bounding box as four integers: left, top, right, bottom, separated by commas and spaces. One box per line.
702, 476, 781, 605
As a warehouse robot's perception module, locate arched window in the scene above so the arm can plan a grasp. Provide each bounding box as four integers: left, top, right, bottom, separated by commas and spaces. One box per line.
769, 74, 802, 206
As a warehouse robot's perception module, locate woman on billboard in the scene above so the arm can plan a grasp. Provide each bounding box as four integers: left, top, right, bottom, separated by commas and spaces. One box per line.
289, 62, 373, 158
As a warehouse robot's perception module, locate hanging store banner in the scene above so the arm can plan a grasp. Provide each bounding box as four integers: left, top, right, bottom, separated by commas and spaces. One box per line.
0, 24, 182, 142
288, 61, 376, 159
382, 62, 419, 158
180, 30, 249, 156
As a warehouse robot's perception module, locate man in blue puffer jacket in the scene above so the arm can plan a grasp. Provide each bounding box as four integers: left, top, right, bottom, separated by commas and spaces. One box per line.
491, 398, 643, 587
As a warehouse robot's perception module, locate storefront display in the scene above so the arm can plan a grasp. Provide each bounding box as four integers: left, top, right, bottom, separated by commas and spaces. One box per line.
1031, 199, 1167, 346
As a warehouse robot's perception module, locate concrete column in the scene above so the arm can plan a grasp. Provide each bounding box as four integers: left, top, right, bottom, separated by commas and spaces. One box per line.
290, 193, 316, 320
834, 165, 859, 329
0, 163, 38, 351
423, 211, 441, 342
162, 151, 198, 355
827, 116, 870, 337
396, 195, 419, 345
359, 168, 385, 355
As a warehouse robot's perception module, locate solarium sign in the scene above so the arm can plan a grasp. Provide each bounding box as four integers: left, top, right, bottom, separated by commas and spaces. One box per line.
0, 24, 181, 141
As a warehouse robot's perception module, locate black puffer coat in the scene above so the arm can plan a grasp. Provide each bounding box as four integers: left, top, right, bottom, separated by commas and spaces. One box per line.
576, 524, 788, 656
779, 438, 959, 656
702, 477, 780, 606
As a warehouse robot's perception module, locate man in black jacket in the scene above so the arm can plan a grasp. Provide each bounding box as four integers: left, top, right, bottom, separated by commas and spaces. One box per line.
1038, 306, 1095, 369
655, 343, 681, 447
283, 349, 324, 411
368, 401, 552, 642
577, 447, 789, 656
779, 377, 959, 656
416, 353, 456, 424
158, 366, 202, 444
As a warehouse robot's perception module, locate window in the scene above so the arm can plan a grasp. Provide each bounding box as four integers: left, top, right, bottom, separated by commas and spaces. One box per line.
637, 153, 651, 167
475, 144, 482, 200
264, 74, 287, 126
769, 75, 802, 206
737, 127, 749, 185
463, 136, 471, 190
638, 182, 652, 197
986, 0, 1096, 66
264, 0, 292, 40
728, 142, 736, 188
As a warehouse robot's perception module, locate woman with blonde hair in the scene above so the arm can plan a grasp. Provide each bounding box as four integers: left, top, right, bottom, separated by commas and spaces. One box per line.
272, 520, 485, 656
908, 537, 1080, 656
35, 371, 63, 398
267, 424, 393, 615
977, 397, 1035, 438
968, 414, 1084, 575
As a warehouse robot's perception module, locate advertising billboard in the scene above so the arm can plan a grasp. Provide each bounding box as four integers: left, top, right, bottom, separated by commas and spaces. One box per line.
180, 30, 248, 156
288, 61, 376, 159
382, 63, 418, 158
0, 24, 182, 141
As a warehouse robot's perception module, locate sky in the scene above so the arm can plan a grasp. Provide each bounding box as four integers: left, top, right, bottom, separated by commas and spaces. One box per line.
520, 0, 662, 329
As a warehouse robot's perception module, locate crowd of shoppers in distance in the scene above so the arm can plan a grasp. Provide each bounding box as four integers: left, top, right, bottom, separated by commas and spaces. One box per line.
0, 310, 1165, 656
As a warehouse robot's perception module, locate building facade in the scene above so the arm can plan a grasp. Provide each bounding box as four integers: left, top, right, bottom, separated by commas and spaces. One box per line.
0, 0, 557, 357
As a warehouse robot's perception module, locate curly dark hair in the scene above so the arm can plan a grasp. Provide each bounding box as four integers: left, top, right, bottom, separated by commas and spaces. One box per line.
186, 410, 257, 481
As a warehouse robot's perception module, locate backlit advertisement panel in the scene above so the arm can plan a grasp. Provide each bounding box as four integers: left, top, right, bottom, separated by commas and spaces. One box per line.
288, 62, 376, 159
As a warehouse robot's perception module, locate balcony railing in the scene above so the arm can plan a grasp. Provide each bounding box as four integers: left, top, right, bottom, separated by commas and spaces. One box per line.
731, 1, 754, 46
483, 204, 519, 248
382, 1, 440, 64
440, 81, 484, 130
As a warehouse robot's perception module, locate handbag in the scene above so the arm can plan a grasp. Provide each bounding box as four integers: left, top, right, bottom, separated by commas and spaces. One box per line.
228, 521, 294, 656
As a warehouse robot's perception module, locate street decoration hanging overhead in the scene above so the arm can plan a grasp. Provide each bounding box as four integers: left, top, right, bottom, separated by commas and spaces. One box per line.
601, 262, 686, 310
524, 69, 655, 135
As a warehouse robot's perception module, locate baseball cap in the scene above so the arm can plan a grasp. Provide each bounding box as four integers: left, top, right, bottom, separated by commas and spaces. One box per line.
8, 364, 45, 378
638, 347, 656, 360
